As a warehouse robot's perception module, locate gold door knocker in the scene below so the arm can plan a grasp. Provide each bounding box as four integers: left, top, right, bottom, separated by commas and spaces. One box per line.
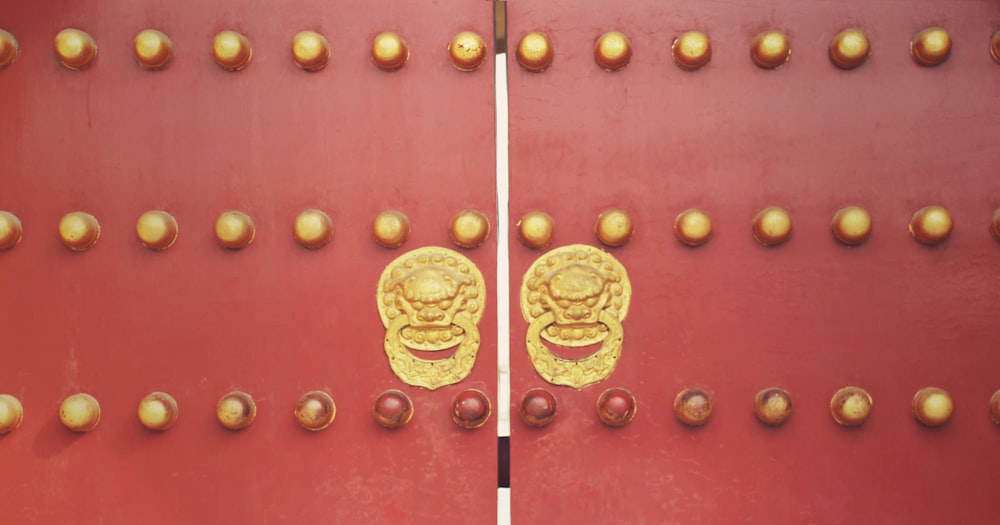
520, 244, 631, 389
377, 247, 486, 390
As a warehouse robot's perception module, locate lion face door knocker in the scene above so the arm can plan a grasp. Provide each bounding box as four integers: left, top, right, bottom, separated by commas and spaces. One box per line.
520, 244, 631, 389
377, 247, 486, 390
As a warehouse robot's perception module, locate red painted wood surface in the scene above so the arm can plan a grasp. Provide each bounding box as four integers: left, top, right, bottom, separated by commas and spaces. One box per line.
0, 1, 496, 524
507, 1, 1000, 524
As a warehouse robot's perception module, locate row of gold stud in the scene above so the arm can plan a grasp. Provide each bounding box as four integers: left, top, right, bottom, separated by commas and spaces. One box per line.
4, 385, 996, 435
3, 206, 998, 253
0, 28, 487, 73
2, 26, 998, 74
0, 388, 492, 434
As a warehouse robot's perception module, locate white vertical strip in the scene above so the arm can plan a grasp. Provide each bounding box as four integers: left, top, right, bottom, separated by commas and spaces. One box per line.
497, 487, 512, 525
495, 47, 511, 441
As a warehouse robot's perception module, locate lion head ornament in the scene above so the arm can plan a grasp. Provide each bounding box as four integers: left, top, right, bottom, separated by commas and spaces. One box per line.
377, 247, 486, 390
520, 244, 631, 389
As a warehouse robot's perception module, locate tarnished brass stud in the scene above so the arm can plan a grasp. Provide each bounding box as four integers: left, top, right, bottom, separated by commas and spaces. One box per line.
909, 205, 953, 245
912, 387, 953, 427
293, 209, 333, 249
752, 206, 792, 246
0, 211, 23, 251
213, 30, 252, 71
595, 208, 634, 247
55, 28, 98, 70
990, 389, 1000, 425
989, 208, 1000, 241
133, 29, 173, 70
452, 389, 491, 429
596, 387, 637, 427
372, 210, 410, 248
754, 387, 792, 426
831, 205, 872, 246
829, 28, 870, 70
215, 211, 255, 250
448, 31, 487, 72
449, 208, 491, 249
217, 391, 256, 430
674, 209, 713, 246
673, 388, 713, 427
672, 31, 711, 70
830, 386, 872, 427
911, 27, 951, 67
751, 30, 791, 69
292, 31, 330, 71
372, 389, 413, 429
294, 390, 336, 431
0, 394, 24, 434
992, 31, 1000, 64
594, 31, 632, 71
371, 32, 409, 72
516, 32, 554, 72
60, 393, 101, 432
519, 388, 557, 428
136, 210, 178, 251
59, 212, 100, 251
0, 30, 19, 70
137, 392, 179, 431
517, 210, 555, 250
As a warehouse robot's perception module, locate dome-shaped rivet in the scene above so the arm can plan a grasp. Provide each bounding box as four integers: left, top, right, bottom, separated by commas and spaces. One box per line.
909, 205, 953, 245
912, 387, 953, 427
0, 211, 23, 251
372, 210, 410, 248
517, 210, 555, 250
595, 208, 634, 247
371, 32, 409, 71
519, 388, 558, 428
831, 206, 872, 246
673, 387, 713, 427
59, 212, 101, 251
988, 208, 1000, 241
830, 386, 872, 427
292, 30, 331, 71
134, 29, 173, 70
373, 389, 413, 429
213, 30, 252, 71
674, 209, 713, 246
754, 387, 792, 426
752, 206, 792, 246
751, 30, 791, 69
448, 31, 487, 72
829, 28, 870, 69
451, 389, 491, 429
596, 387, 637, 427
55, 28, 98, 70
0, 394, 24, 434
594, 31, 632, 71
137, 392, 179, 431
294, 390, 336, 431
516, 32, 554, 72
136, 210, 178, 251
911, 27, 951, 67
991, 30, 1000, 64
215, 211, 255, 250
449, 208, 491, 249
0, 30, 19, 70
672, 31, 711, 70
60, 393, 101, 432
293, 209, 333, 249
217, 391, 256, 430
990, 389, 1000, 425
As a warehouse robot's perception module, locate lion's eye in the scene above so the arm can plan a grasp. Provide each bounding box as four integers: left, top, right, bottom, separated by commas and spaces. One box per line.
585, 297, 598, 307
410, 301, 425, 310
439, 300, 453, 310
556, 299, 571, 309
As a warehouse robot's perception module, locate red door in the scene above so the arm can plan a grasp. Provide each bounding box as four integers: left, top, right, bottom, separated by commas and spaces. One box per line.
3, 1, 1000, 524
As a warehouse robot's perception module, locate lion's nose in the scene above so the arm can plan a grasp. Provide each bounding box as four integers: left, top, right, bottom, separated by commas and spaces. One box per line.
417, 308, 447, 323
565, 306, 591, 321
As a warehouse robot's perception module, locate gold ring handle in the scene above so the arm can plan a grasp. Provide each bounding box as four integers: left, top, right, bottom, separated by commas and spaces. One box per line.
526, 310, 624, 390
384, 314, 480, 390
